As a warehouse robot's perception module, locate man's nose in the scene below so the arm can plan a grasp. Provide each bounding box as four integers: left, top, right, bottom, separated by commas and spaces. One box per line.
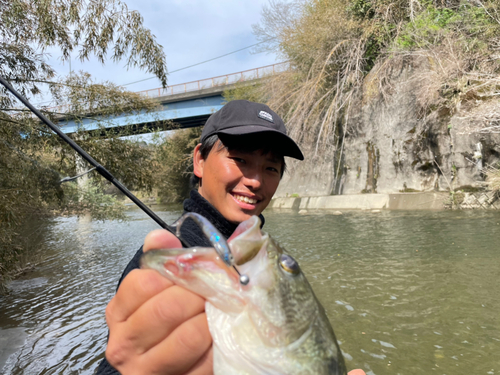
243, 170, 263, 190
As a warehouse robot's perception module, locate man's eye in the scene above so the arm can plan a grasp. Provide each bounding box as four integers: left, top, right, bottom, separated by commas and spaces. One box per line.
231, 157, 245, 163
267, 167, 279, 173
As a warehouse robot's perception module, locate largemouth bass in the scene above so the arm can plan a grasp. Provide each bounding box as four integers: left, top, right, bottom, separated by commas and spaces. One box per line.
141, 213, 347, 375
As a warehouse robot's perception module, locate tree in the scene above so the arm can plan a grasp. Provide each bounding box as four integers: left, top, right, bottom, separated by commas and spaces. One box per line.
249, 0, 500, 158
251, 0, 305, 55
0, 0, 169, 282
155, 127, 202, 203
0, 0, 167, 105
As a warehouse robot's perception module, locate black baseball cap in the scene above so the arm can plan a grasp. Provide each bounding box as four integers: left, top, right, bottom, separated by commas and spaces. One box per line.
201, 100, 304, 160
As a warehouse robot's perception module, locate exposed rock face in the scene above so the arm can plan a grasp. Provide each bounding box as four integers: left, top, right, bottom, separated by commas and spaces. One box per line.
277, 155, 336, 197
276, 57, 500, 198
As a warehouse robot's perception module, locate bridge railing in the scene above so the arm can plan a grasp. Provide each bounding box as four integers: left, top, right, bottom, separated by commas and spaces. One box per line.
46, 62, 289, 113
137, 62, 289, 99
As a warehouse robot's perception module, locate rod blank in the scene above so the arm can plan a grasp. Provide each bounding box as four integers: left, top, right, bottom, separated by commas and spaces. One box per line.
0, 76, 182, 241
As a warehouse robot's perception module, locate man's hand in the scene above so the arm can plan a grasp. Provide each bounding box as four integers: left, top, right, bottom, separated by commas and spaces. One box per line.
104, 229, 366, 375
105, 229, 213, 375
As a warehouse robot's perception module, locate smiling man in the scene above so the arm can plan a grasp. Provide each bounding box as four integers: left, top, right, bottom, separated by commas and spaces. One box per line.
191, 99, 302, 224
97, 100, 364, 375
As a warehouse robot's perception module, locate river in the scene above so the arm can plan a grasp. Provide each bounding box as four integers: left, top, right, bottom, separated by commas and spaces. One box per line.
0, 207, 499, 374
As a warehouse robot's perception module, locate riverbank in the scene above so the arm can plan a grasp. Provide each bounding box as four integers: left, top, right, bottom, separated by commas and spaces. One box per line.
0, 218, 53, 294
269, 191, 500, 211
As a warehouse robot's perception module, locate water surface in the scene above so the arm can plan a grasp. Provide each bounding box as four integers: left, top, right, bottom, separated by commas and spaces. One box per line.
1, 208, 499, 374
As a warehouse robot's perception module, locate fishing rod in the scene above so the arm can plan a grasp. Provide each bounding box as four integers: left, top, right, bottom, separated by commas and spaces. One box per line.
0, 76, 184, 242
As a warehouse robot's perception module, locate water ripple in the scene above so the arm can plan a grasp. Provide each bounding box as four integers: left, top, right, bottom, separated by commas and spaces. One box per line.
1, 208, 499, 374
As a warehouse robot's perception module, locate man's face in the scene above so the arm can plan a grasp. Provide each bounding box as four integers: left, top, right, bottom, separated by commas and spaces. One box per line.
193, 142, 283, 224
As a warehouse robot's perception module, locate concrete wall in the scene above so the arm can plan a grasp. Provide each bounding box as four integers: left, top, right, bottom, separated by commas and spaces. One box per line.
268, 192, 450, 211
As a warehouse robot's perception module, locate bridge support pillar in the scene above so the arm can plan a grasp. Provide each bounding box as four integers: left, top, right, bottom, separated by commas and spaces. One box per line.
75, 154, 89, 201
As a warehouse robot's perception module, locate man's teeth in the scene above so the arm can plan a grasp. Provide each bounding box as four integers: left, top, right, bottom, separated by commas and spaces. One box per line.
234, 194, 257, 204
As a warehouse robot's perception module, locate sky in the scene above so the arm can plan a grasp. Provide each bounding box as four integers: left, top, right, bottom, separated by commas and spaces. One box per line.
43, 0, 280, 101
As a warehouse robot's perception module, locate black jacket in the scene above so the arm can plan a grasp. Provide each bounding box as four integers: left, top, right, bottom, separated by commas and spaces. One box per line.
95, 190, 264, 374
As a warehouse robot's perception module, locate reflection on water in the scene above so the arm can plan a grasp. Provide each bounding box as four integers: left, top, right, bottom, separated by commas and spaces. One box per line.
0, 207, 183, 375
0, 207, 499, 374
0, 328, 26, 372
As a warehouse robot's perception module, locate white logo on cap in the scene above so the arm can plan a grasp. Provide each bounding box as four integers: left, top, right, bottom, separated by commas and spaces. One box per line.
258, 110, 274, 123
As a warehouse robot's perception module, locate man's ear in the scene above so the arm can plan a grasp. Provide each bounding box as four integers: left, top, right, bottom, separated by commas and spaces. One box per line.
193, 143, 204, 178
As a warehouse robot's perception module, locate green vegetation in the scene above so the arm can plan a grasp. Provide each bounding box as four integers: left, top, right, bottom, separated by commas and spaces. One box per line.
0, 0, 169, 284
224, 82, 267, 103
155, 127, 202, 203
230, 0, 500, 156
395, 2, 497, 49
61, 182, 127, 221
223, 0, 500, 199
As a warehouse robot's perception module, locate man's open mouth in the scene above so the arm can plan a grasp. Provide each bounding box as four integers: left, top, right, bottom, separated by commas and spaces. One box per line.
232, 193, 258, 205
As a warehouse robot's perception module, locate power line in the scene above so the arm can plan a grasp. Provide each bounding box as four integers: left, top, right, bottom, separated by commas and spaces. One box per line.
32, 38, 275, 105
121, 38, 275, 86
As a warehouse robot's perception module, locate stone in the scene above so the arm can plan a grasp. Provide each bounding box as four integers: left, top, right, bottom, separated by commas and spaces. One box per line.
274, 55, 500, 199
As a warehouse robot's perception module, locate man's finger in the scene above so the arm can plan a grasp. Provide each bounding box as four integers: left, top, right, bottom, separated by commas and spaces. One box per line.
142, 312, 212, 375
348, 370, 366, 375
106, 269, 173, 325
121, 285, 206, 353
144, 229, 182, 252
186, 346, 213, 375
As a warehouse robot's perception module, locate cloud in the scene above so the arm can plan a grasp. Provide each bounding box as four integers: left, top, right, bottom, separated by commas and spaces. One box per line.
45, 0, 278, 94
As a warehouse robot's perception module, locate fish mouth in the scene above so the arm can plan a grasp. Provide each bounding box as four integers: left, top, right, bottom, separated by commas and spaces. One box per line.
228, 216, 267, 266
141, 216, 267, 289
140, 215, 272, 313
141, 247, 241, 285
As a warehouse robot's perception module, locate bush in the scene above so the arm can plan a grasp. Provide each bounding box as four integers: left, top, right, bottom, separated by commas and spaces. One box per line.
155, 127, 202, 203
249, 0, 500, 162
395, 2, 498, 49
61, 181, 127, 221
223, 82, 267, 103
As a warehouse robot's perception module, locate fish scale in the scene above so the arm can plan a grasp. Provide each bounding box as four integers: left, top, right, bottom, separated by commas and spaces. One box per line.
141, 214, 347, 374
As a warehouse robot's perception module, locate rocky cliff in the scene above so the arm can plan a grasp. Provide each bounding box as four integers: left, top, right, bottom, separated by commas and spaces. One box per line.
276, 57, 500, 201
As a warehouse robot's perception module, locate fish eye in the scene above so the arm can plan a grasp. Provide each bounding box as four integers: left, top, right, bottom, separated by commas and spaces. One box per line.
279, 254, 300, 275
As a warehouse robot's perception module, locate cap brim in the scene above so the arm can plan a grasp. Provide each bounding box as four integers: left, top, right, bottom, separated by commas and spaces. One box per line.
218, 126, 304, 160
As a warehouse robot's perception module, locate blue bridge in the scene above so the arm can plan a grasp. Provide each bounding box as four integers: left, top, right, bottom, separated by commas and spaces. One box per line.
57, 63, 287, 135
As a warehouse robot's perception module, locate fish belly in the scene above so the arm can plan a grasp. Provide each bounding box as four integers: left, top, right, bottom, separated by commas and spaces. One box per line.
207, 302, 288, 375
206, 302, 339, 375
